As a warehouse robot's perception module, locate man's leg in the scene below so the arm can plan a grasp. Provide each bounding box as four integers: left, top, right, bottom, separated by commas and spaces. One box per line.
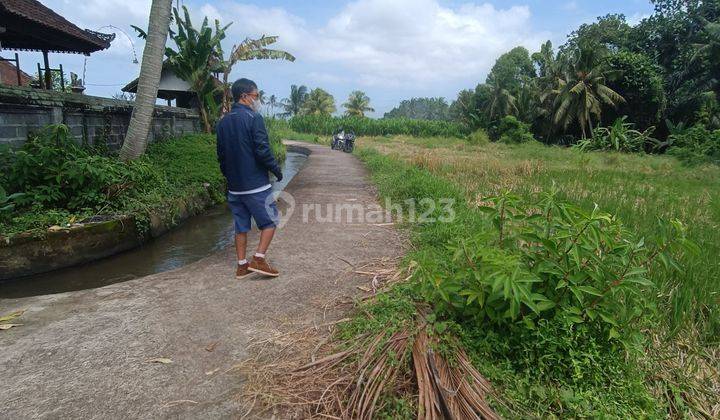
235, 232, 248, 261
247, 190, 280, 277
228, 193, 252, 279
255, 227, 275, 255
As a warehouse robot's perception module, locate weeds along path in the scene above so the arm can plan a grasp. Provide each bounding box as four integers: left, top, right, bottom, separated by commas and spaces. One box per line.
0, 141, 405, 419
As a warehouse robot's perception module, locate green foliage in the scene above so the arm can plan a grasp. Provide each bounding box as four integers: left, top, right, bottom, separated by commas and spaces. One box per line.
418, 188, 694, 350
281, 84, 308, 117
289, 114, 469, 138
604, 51, 666, 131
342, 90, 374, 117
384, 97, 451, 121
577, 117, 656, 153
565, 13, 632, 53
496, 116, 534, 144
668, 124, 720, 165
486, 46, 535, 96
0, 122, 287, 237
553, 45, 625, 139
161, 6, 230, 132
1, 124, 157, 211
354, 145, 686, 416
0, 185, 25, 222
301, 88, 336, 116
466, 129, 490, 145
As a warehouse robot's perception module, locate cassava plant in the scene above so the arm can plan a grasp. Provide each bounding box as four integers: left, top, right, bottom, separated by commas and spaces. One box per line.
416, 187, 697, 349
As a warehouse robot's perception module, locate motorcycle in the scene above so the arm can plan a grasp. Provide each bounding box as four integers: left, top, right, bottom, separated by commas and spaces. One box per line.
330, 128, 355, 153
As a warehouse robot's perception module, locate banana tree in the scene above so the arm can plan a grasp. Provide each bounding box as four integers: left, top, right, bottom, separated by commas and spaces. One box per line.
220, 36, 295, 113
165, 6, 230, 133
131, 6, 229, 134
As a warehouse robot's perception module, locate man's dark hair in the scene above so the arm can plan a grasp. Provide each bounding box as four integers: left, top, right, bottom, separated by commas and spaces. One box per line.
232, 78, 258, 102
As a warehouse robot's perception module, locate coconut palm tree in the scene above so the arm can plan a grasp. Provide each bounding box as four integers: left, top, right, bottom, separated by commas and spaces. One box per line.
553, 46, 625, 138
485, 79, 518, 121
301, 88, 336, 115
281, 84, 308, 117
267, 94, 279, 116
120, 0, 173, 161
343, 90, 374, 117
220, 36, 295, 112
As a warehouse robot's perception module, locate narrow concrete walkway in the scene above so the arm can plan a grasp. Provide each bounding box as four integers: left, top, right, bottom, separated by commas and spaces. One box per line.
0, 141, 404, 419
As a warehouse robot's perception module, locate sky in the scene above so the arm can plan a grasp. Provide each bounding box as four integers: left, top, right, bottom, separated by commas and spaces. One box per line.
12, 0, 655, 117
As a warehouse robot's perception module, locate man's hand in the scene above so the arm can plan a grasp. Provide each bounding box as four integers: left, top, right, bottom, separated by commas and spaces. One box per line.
272, 170, 283, 182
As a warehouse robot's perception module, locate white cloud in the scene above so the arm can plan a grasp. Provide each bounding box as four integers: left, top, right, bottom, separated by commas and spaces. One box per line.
563, 1, 579, 11
203, 0, 549, 88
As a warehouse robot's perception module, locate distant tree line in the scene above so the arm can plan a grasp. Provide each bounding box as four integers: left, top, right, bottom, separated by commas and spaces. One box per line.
444, 1, 719, 148
383, 97, 451, 121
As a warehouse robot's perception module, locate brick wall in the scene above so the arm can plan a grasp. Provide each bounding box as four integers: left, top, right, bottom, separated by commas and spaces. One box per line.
0, 85, 201, 150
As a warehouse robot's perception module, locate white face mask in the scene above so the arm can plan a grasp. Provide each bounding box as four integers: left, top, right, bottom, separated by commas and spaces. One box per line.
250, 98, 262, 112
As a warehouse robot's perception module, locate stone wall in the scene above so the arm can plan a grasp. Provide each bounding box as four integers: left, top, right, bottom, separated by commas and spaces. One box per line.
0, 85, 201, 150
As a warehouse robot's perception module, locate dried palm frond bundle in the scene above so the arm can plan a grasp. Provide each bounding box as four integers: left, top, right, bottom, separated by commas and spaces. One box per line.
237, 313, 502, 419
413, 329, 499, 420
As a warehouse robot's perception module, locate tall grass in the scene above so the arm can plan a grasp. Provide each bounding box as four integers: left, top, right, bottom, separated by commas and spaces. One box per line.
289, 114, 469, 138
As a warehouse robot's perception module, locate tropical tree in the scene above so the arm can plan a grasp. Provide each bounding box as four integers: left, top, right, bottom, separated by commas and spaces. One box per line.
120, 0, 173, 161
281, 84, 308, 117
485, 79, 518, 121
691, 18, 720, 97
220, 36, 295, 113
553, 46, 625, 138
267, 94, 279, 116
343, 90, 374, 117
164, 6, 229, 133
486, 46, 536, 96
301, 88, 336, 115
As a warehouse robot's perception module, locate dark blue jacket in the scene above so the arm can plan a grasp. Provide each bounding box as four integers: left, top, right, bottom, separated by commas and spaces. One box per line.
216, 103, 281, 192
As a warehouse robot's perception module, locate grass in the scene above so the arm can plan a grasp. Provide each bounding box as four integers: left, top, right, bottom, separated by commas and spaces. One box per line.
282, 129, 720, 417
362, 135, 720, 336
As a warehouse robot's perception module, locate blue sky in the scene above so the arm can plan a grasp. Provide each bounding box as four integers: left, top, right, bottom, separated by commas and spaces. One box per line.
15, 0, 654, 116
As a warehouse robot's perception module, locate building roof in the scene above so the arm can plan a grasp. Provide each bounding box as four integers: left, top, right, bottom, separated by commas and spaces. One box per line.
122, 63, 222, 100
0, 58, 33, 86
0, 0, 114, 55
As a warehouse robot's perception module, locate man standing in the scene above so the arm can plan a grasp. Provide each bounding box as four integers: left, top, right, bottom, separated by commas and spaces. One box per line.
216, 78, 282, 279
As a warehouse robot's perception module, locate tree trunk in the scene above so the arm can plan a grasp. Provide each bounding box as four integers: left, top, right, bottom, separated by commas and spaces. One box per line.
197, 92, 212, 133
119, 0, 173, 161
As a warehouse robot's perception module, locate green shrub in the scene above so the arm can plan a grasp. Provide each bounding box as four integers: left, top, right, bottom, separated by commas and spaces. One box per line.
289, 114, 469, 138
497, 116, 535, 143
667, 124, 720, 165
416, 188, 696, 350
1, 124, 157, 211
577, 117, 655, 153
467, 128, 490, 145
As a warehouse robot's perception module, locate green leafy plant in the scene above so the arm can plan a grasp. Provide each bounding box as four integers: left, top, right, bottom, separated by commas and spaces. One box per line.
467, 128, 490, 145
0, 185, 25, 223
577, 116, 656, 153
1, 124, 155, 211
667, 124, 720, 165
416, 187, 696, 349
496, 115, 535, 143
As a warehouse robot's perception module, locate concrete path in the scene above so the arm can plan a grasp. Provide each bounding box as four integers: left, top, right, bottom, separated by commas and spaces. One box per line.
0, 141, 404, 419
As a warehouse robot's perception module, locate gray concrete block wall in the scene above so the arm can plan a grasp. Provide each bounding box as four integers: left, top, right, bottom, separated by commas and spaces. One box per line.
0, 86, 201, 151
